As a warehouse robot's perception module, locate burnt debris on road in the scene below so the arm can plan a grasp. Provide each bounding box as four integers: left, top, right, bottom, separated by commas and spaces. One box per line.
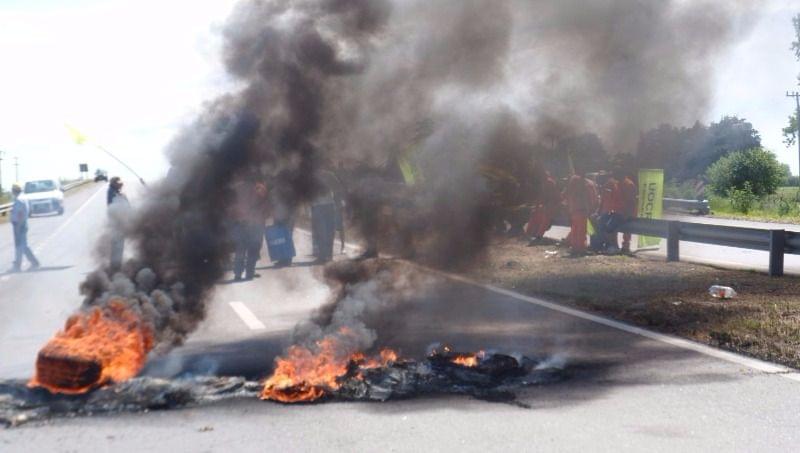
1, 350, 566, 427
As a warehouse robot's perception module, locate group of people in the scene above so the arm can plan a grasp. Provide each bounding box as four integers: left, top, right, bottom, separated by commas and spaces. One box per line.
525, 170, 638, 256
227, 171, 345, 282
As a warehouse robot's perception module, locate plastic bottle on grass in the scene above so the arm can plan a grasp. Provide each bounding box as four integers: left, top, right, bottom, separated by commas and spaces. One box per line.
709, 285, 736, 299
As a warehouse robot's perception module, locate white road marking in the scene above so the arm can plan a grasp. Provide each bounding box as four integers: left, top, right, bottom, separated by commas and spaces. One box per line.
229, 301, 266, 331
0, 275, 9, 282
33, 186, 105, 255
423, 266, 800, 382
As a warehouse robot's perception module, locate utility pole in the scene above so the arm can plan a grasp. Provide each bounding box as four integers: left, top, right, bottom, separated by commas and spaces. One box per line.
787, 91, 800, 186
14, 156, 19, 183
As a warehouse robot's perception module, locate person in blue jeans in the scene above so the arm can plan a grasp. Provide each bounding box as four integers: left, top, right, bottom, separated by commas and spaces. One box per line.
9, 184, 40, 272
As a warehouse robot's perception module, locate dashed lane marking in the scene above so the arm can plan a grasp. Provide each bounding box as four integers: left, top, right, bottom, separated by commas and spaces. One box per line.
229, 301, 266, 331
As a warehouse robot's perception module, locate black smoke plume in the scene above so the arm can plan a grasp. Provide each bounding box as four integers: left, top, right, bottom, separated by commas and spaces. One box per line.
77, 0, 760, 351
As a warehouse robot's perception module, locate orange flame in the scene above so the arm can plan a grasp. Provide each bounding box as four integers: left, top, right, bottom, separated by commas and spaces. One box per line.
29, 299, 154, 394
261, 328, 400, 403
450, 350, 485, 368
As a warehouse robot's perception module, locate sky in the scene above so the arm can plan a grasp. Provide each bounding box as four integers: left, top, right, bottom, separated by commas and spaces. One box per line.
0, 0, 799, 188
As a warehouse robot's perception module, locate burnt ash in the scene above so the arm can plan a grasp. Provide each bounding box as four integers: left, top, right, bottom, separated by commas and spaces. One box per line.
1, 353, 566, 427
334, 352, 564, 404
0, 377, 261, 428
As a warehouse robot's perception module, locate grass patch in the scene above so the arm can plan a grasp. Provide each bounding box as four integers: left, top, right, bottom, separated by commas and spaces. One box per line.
708, 186, 800, 223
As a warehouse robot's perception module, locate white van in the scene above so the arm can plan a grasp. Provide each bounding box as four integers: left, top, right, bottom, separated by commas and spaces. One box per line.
20, 179, 64, 216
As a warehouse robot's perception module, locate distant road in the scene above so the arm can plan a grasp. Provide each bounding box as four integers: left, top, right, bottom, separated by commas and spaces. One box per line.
665, 213, 800, 232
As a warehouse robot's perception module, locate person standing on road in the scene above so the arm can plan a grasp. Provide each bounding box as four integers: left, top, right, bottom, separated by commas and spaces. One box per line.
598, 173, 624, 253
311, 169, 344, 264
526, 170, 560, 246
9, 184, 40, 272
564, 175, 597, 255
232, 179, 270, 280
107, 177, 130, 272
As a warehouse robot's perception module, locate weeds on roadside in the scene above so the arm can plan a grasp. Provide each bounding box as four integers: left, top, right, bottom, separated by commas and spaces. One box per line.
709, 187, 800, 221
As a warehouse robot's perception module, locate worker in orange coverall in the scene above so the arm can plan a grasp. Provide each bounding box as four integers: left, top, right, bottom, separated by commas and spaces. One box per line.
598, 174, 624, 252
564, 175, 598, 255
526, 171, 560, 246
620, 173, 638, 253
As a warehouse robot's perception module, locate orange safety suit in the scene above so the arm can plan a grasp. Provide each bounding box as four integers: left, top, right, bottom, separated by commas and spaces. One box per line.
564, 175, 598, 253
600, 177, 623, 215
525, 173, 560, 239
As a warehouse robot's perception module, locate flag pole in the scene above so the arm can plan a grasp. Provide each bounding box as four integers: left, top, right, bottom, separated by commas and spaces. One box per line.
66, 125, 146, 187
94, 144, 147, 187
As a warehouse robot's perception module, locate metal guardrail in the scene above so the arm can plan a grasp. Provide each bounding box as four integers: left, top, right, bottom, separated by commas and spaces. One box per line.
663, 198, 710, 215
0, 180, 94, 217
616, 218, 795, 277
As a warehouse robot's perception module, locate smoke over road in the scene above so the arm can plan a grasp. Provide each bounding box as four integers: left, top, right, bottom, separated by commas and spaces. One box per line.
76, 0, 761, 352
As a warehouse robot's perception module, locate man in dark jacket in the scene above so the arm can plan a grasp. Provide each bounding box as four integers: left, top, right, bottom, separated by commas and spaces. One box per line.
107, 177, 130, 272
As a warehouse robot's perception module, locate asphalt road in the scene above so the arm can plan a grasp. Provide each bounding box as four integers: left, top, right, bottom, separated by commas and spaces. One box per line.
1, 191, 799, 452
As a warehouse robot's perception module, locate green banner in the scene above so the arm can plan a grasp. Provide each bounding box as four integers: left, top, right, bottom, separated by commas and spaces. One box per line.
637, 169, 664, 248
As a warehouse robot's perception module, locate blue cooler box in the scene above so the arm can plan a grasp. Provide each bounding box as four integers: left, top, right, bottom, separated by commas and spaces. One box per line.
265, 224, 296, 262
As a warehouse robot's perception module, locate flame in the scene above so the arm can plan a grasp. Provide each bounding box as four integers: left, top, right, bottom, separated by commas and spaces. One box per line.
29, 300, 154, 394
358, 348, 399, 370
261, 328, 400, 403
450, 350, 485, 368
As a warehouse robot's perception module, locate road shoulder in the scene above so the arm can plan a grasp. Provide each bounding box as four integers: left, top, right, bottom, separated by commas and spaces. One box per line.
465, 236, 800, 371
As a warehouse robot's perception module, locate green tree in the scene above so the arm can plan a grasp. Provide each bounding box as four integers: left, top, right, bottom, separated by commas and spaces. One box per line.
636, 117, 761, 181
783, 14, 800, 146
707, 148, 786, 197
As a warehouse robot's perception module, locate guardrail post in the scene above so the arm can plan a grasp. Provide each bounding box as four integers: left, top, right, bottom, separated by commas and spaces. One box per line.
769, 230, 785, 277
667, 221, 680, 262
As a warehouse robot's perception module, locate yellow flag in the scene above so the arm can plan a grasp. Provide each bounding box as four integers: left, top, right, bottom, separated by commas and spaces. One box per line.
65, 125, 88, 145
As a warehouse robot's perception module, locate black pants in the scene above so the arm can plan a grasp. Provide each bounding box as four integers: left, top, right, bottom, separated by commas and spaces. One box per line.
233, 223, 263, 279
311, 203, 336, 262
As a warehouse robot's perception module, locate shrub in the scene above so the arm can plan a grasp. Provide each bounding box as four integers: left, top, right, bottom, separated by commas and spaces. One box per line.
707, 148, 785, 197
727, 182, 758, 214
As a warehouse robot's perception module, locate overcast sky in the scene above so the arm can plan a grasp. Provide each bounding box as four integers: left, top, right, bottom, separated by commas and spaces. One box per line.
0, 0, 799, 187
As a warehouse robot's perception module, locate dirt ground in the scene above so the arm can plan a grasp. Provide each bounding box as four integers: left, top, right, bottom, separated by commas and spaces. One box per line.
466, 237, 800, 370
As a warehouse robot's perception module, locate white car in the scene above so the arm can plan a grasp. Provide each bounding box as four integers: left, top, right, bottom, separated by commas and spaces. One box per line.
20, 179, 64, 216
